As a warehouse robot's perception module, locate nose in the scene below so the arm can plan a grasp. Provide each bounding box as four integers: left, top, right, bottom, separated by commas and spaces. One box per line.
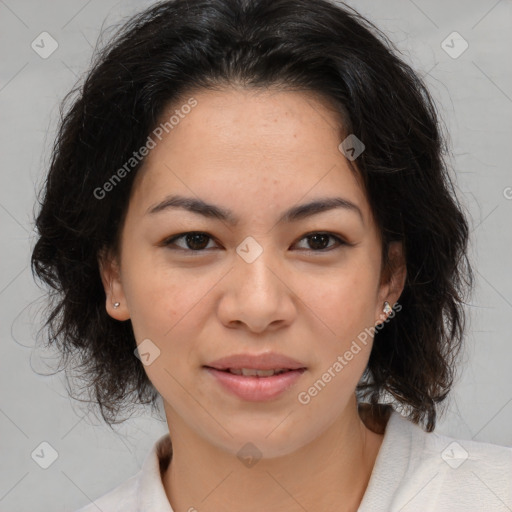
217, 244, 296, 334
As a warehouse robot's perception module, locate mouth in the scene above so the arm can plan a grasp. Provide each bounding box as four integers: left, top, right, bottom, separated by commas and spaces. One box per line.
202, 366, 307, 401
203, 367, 306, 377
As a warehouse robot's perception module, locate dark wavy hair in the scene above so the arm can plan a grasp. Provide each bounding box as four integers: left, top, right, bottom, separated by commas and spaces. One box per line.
31, 0, 473, 432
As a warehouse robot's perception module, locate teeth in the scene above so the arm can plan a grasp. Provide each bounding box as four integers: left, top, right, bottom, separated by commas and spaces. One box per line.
227, 368, 289, 377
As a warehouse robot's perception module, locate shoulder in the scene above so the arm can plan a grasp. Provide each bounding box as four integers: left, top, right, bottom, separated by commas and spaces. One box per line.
359, 407, 512, 511
73, 473, 139, 512
72, 433, 173, 512
416, 421, 512, 509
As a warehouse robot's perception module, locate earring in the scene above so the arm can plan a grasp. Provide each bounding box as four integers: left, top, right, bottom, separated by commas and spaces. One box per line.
383, 301, 392, 315
113, 302, 120, 309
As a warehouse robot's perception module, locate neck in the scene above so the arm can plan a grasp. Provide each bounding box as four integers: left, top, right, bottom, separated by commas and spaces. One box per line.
162, 399, 388, 512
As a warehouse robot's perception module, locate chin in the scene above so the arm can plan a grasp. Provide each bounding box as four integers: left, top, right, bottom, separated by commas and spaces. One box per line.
203, 419, 323, 461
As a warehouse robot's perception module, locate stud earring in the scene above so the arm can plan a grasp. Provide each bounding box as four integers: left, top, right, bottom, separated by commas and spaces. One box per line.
113, 302, 120, 309
383, 301, 392, 315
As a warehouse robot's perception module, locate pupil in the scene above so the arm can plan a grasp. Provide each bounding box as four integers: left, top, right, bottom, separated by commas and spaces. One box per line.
308, 234, 329, 250
187, 233, 209, 250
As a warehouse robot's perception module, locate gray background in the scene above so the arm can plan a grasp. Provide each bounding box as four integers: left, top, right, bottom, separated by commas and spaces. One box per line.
1, 0, 511, 511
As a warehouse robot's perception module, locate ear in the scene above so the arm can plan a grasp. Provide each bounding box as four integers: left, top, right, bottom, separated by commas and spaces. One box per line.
375, 241, 406, 326
98, 247, 130, 321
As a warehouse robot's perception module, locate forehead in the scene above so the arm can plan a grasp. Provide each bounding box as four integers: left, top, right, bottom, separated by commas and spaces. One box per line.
130, 87, 370, 222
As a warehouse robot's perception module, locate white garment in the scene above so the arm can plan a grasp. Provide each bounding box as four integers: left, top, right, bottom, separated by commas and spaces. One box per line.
75, 410, 512, 511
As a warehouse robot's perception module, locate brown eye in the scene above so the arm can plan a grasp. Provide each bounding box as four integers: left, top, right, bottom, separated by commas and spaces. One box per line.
161, 231, 348, 255
163, 232, 216, 251
294, 232, 347, 252
183, 233, 211, 250
305, 233, 331, 250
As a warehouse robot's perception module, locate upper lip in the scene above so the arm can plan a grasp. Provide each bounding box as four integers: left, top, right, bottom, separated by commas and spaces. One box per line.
204, 352, 306, 371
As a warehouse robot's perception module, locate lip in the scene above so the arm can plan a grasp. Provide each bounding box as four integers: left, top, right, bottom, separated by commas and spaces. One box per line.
204, 367, 307, 401
205, 352, 306, 371
203, 352, 307, 401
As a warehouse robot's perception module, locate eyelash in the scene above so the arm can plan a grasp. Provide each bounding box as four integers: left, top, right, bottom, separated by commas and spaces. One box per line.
160, 231, 350, 255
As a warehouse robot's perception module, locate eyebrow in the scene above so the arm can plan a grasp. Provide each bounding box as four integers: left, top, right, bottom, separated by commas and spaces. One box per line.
147, 194, 364, 225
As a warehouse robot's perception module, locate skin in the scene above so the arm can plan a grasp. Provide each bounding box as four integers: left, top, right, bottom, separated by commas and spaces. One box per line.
100, 87, 406, 512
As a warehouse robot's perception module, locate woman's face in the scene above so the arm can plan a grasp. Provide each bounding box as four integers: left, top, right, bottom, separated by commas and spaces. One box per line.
102, 87, 405, 457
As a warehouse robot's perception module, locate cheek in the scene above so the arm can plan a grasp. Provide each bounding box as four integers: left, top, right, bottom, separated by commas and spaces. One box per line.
305, 260, 380, 340
299, 271, 377, 405
121, 250, 181, 340
122, 254, 220, 362
123, 265, 199, 393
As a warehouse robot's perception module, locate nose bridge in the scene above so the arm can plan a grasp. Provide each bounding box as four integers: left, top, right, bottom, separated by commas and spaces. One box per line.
225, 241, 289, 332
217, 235, 297, 333
234, 235, 280, 295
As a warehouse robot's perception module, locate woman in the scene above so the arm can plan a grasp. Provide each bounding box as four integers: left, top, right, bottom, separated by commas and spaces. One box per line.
31, 0, 512, 510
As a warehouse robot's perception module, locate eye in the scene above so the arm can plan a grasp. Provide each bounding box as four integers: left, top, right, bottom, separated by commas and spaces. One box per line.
161, 231, 349, 254
162, 232, 217, 252
294, 232, 348, 252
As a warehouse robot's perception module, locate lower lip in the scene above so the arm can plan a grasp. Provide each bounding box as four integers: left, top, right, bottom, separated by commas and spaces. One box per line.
204, 367, 306, 401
